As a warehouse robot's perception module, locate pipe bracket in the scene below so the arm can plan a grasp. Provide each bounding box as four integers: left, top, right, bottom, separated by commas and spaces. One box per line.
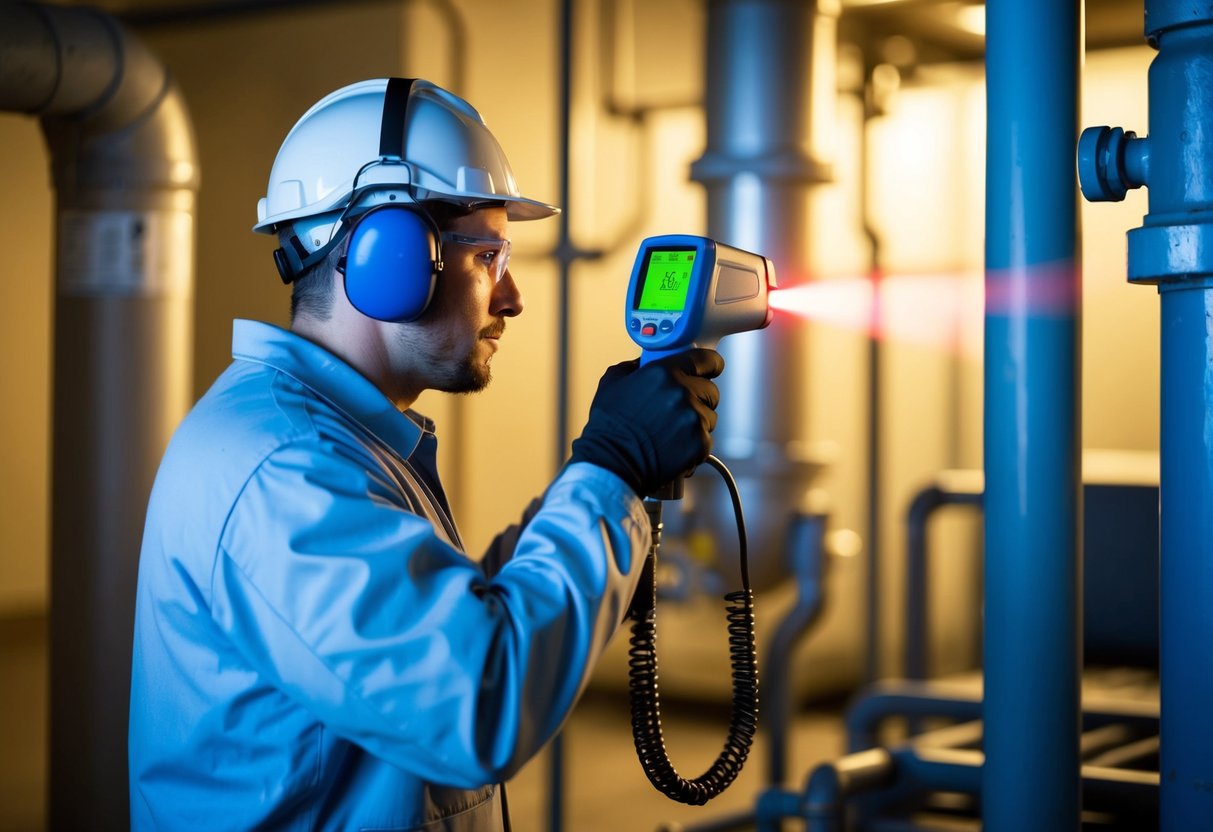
690, 149, 831, 186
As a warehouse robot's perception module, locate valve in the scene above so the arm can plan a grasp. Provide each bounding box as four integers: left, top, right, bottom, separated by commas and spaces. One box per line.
1077, 125, 1148, 203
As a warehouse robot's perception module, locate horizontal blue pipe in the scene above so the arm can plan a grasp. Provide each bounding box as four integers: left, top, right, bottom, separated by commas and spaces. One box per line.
983, 0, 1081, 829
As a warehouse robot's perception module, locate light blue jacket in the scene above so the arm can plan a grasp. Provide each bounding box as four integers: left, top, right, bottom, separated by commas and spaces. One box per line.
129, 320, 650, 830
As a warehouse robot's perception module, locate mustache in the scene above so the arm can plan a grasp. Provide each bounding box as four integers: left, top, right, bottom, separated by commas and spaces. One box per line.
480, 320, 506, 339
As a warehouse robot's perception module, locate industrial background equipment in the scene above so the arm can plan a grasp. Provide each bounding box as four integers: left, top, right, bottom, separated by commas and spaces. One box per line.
0, 0, 1184, 830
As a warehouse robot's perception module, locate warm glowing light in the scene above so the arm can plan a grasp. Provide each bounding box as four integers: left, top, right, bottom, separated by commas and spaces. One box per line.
953, 3, 986, 36
769, 270, 985, 356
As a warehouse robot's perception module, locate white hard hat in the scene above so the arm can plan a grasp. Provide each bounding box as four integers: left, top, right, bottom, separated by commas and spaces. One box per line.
253, 78, 558, 239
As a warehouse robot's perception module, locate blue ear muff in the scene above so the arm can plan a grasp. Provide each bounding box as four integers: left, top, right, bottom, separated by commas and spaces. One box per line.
343, 206, 441, 322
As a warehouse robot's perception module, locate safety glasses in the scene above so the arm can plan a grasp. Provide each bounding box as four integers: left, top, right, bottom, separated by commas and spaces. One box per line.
441, 233, 512, 283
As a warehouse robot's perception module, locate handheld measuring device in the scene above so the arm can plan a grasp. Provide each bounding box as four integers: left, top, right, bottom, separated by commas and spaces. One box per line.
625, 234, 776, 364
621, 234, 774, 806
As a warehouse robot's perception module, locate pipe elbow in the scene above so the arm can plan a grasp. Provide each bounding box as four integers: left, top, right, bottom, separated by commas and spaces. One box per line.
1, 3, 158, 126
0, 2, 198, 196
803, 748, 895, 828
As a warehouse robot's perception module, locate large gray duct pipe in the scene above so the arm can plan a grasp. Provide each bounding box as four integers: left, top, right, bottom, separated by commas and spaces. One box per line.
0, 4, 197, 827
688, 0, 834, 591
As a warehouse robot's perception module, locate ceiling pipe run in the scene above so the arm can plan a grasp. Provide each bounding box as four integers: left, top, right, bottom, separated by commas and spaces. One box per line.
0, 3, 198, 827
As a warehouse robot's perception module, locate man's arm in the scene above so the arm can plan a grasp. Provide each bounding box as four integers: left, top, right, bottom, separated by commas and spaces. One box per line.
207, 349, 722, 789
211, 441, 647, 789
479, 496, 543, 579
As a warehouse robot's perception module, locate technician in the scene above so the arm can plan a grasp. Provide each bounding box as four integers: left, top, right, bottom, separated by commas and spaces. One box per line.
128, 78, 724, 830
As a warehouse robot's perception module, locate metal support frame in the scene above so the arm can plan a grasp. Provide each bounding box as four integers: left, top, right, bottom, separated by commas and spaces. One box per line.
983, 0, 1082, 827
1077, 2, 1213, 827
748, 687, 1158, 832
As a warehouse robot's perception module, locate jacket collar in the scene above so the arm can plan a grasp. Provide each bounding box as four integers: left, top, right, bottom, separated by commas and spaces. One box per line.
231, 319, 431, 459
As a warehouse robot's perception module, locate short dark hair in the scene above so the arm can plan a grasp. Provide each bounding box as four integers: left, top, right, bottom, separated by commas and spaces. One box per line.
284, 227, 342, 323
286, 200, 491, 323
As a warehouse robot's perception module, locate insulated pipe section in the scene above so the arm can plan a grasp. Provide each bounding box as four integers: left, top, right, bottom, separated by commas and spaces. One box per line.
983, 1, 1082, 829
689, 0, 834, 592
1079, 4, 1213, 827
0, 4, 198, 828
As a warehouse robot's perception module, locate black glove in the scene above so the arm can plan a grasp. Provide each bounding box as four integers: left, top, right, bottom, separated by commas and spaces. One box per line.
569, 348, 725, 497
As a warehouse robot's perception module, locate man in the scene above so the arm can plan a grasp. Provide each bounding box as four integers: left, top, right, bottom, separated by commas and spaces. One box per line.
129, 78, 724, 830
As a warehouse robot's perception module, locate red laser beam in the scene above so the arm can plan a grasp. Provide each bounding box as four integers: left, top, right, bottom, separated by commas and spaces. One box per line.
767, 268, 1068, 358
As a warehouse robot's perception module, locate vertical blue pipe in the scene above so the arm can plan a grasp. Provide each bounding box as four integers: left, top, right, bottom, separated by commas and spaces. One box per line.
1158, 283, 1213, 828
983, 1, 1081, 829
1079, 4, 1213, 826
1138, 5, 1213, 827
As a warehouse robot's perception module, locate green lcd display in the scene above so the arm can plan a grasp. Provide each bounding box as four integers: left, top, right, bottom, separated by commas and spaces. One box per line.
637, 249, 696, 312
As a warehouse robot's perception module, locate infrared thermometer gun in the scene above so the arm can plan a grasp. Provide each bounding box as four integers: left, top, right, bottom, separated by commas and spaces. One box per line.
626, 234, 776, 365
621, 234, 769, 805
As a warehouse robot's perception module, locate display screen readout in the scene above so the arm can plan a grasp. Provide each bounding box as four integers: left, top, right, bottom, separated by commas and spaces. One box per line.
637, 249, 696, 312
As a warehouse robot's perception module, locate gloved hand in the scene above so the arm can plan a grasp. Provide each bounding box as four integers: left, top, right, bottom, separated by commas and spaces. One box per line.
569, 349, 725, 497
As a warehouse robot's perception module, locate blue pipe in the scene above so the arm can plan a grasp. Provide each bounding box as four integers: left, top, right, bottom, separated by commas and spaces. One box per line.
1136, 24, 1213, 828
1078, 3, 1213, 827
903, 473, 983, 681
983, 1, 1082, 829
1158, 285, 1213, 827
764, 512, 827, 786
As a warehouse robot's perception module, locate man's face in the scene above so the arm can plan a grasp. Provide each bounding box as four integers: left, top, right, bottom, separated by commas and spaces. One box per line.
391, 206, 522, 394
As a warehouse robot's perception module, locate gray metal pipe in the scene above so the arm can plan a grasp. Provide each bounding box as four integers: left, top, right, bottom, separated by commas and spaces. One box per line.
0, 3, 198, 828
689, 0, 834, 592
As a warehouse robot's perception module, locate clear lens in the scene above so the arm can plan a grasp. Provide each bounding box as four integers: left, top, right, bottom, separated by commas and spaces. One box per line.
441, 233, 512, 282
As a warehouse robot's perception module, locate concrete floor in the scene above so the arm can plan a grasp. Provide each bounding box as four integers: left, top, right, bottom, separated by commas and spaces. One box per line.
0, 616, 846, 832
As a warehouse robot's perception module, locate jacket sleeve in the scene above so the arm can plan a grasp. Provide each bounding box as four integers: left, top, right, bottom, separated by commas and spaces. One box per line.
479, 496, 544, 579
209, 440, 649, 789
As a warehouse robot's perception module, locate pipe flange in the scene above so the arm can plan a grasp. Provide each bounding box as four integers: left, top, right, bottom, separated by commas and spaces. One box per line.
1145, 0, 1213, 46
1128, 221, 1213, 284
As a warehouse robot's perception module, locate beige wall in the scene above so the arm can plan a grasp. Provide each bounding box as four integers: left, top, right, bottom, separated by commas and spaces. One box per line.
0, 115, 53, 614
0, 1, 1163, 696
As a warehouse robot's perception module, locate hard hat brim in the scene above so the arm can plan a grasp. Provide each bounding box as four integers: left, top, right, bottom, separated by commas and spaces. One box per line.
254, 191, 559, 235
503, 196, 561, 222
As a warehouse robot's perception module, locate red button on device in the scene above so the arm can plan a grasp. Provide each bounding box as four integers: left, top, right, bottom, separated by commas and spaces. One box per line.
641, 324, 657, 336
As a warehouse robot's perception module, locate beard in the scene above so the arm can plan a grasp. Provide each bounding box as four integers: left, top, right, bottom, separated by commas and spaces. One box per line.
400, 318, 504, 395
441, 347, 492, 394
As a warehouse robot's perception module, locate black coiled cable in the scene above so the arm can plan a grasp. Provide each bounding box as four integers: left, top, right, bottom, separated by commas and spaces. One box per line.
626, 455, 759, 805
